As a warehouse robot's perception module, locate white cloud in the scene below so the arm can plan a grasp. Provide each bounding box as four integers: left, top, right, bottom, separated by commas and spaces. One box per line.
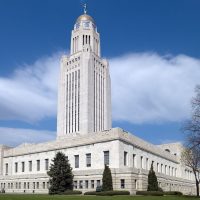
0, 127, 55, 147
110, 53, 200, 124
0, 52, 62, 122
0, 51, 200, 126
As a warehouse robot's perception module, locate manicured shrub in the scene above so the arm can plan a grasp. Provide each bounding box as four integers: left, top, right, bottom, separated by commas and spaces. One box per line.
136, 191, 164, 196
147, 163, 159, 191
158, 187, 163, 192
164, 191, 183, 196
84, 190, 130, 196
84, 191, 98, 195
63, 190, 82, 195
102, 165, 113, 191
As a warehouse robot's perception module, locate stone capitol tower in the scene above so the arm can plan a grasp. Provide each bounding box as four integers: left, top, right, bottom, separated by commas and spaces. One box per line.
57, 7, 112, 137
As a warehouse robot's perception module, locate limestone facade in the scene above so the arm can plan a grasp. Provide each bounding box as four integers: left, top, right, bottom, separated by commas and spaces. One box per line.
0, 128, 196, 194
0, 11, 196, 195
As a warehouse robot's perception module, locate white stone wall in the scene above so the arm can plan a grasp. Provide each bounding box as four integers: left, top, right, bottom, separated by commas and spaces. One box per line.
0, 128, 196, 194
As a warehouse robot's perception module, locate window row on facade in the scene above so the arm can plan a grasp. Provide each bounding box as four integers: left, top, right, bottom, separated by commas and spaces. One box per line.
65, 70, 80, 134
5, 159, 49, 175
5, 151, 110, 175
93, 69, 105, 132
66, 56, 80, 65
0, 181, 49, 190
124, 151, 178, 177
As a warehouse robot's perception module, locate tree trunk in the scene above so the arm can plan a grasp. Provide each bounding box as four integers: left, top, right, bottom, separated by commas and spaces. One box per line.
195, 176, 199, 197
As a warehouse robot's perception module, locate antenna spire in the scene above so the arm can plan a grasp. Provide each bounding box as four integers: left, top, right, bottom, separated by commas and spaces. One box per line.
83, 3, 87, 14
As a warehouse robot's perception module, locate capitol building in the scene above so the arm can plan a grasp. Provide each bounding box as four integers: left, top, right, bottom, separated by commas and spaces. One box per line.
0, 9, 196, 195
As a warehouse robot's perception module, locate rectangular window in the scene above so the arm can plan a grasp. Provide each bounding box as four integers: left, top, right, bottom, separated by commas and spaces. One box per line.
15, 162, 18, 173
86, 153, 91, 167
5, 163, 8, 175
85, 180, 88, 189
140, 156, 143, 169
47, 182, 49, 189
22, 162, 25, 172
27, 182, 29, 189
104, 151, 109, 165
133, 154, 136, 168
121, 179, 125, 189
161, 164, 163, 173
43, 182, 45, 189
33, 182, 35, 189
135, 180, 138, 189
37, 160, 40, 171
73, 181, 77, 189
36, 182, 39, 189
45, 159, 49, 171
157, 163, 159, 172
91, 180, 94, 188
146, 158, 149, 170
79, 180, 83, 189
29, 161, 32, 172
124, 151, 127, 166
19, 182, 21, 189
75, 155, 79, 168
97, 180, 101, 187
24, 182, 26, 189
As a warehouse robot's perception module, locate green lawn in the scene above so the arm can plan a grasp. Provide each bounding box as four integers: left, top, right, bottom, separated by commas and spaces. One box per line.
0, 195, 198, 200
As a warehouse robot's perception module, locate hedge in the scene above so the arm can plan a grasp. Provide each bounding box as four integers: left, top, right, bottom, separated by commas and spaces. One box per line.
84, 191, 97, 195
63, 190, 82, 195
136, 191, 164, 196
164, 191, 183, 196
84, 190, 130, 196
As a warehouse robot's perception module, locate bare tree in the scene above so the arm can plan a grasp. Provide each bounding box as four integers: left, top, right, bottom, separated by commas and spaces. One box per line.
181, 147, 200, 196
184, 85, 200, 148
182, 85, 200, 196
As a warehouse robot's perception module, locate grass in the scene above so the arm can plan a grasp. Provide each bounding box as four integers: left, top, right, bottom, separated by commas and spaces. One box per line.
0, 194, 198, 200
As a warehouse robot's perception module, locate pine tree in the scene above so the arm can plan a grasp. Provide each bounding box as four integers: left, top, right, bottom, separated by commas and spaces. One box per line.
147, 162, 159, 191
102, 165, 113, 191
47, 152, 74, 194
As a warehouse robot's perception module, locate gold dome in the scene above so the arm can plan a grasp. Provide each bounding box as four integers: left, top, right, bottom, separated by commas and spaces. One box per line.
76, 14, 95, 24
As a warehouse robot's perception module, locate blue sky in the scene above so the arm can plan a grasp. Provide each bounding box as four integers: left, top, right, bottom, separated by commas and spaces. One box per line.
0, 0, 200, 146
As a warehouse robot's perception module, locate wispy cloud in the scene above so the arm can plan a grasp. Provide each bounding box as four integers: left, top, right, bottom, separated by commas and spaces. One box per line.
0, 52, 200, 126
0, 127, 55, 147
0, 52, 62, 122
110, 53, 200, 124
